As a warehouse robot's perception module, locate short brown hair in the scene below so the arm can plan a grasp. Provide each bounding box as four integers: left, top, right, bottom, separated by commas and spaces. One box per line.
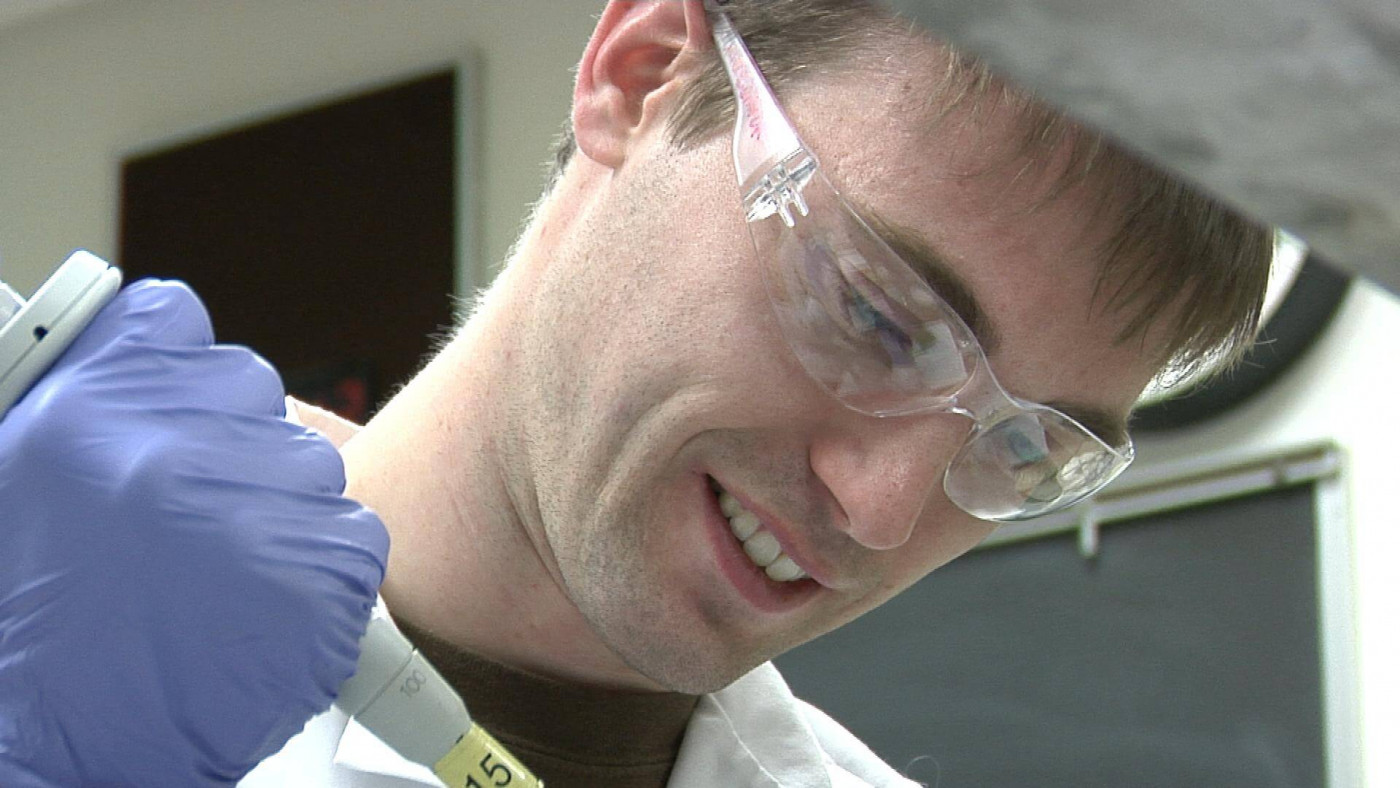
547, 0, 1272, 385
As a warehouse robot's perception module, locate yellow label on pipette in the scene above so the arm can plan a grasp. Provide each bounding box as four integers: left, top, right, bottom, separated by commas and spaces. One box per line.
434, 724, 543, 788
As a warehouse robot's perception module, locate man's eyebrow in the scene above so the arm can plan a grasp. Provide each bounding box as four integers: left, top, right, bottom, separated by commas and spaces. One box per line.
851, 204, 1002, 356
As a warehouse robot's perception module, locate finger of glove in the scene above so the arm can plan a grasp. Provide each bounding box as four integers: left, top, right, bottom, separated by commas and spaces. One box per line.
87, 499, 388, 776
55, 279, 215, 374
88, 342, 289, 419
141, 411, 350, 496
3, 352, 303, 570
0, 453, 387, 784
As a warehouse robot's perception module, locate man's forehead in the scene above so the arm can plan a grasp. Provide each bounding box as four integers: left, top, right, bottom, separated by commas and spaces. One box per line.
795, 21, 1269, 383
784, 74, 1156, 442
807, 67, 1203, 370
742, 21, 1221, 425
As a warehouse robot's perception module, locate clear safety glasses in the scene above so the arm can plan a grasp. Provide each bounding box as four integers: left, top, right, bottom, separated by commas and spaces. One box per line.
709, 12, 1134, 522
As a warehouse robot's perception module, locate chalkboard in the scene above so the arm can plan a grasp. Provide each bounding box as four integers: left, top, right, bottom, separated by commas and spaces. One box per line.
776, 484, 1325, 787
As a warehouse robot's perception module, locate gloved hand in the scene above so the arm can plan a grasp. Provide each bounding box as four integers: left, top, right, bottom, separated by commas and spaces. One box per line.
0, 280, 389, 786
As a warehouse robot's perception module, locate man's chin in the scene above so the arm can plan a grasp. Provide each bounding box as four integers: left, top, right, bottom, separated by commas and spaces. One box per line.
631, 656, 764, 696
616, 631, 796, 694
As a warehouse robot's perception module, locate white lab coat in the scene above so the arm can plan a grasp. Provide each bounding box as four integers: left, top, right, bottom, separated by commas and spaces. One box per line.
239, 611, 917, 788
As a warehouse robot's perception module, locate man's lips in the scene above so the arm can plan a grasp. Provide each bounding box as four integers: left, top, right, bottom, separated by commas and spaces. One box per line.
700, 474, 821, 613
707, 474, 838, 589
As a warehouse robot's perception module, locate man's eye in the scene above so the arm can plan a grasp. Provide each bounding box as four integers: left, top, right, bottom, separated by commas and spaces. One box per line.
847, 289, 915, 364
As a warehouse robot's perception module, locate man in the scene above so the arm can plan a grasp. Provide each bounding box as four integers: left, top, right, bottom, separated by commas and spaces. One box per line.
0, 1, 1271, 786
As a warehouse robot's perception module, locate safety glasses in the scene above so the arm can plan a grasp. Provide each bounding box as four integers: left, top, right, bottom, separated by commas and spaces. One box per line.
709, 10, 1134, 521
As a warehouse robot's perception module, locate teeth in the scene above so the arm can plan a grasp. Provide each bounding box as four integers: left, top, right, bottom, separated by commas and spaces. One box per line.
742, 531, 782, 565
714, 484, 809, 582
730, 511, 760, 540
765, 557, 805, 582
719, 491, 744, 518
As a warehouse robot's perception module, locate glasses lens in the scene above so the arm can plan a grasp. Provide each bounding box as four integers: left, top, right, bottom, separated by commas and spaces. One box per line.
744, 165, 1133, 521
750, 169, 982, 416
943, 406, 1132, 521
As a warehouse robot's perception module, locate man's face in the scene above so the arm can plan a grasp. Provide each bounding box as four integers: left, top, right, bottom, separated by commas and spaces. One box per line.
509, 38, 1170, 694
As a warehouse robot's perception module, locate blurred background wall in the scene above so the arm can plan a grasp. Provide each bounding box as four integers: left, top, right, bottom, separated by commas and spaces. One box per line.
0, 0, 594, 294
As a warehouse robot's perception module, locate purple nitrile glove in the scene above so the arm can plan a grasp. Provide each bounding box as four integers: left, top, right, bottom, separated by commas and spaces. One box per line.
0, 280, 389, 786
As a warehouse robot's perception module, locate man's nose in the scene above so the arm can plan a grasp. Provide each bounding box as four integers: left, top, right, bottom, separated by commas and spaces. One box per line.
809, 413, 968, 551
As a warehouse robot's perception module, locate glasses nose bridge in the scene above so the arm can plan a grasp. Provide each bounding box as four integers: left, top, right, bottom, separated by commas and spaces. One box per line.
946, 355, 1024, 430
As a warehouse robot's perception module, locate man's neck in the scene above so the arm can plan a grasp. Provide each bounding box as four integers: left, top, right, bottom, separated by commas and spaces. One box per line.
337, 293, 663, 692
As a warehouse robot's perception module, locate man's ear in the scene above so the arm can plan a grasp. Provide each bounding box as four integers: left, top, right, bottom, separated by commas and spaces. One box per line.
572, 0, 712, 170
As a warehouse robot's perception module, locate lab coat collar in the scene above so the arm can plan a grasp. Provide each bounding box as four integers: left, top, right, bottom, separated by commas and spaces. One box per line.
670, 662, 834, 788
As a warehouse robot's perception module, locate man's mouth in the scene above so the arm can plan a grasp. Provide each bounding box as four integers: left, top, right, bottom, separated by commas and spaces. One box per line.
707, 477, 810, 583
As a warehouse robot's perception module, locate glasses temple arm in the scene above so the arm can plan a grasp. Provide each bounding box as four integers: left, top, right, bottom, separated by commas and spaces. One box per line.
710, 13, 808, 187
710, 12, 820, 227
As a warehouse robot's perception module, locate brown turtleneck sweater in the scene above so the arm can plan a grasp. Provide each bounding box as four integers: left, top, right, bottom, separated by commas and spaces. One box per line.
396, 619, 700, 788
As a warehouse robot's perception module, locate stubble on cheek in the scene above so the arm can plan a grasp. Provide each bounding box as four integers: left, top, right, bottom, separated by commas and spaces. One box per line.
546, 466, 783, 693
